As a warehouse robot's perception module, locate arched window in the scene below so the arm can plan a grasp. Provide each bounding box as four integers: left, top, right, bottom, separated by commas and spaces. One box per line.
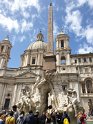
81, 83, 86, 93
61, 40, 64, 48
86, 80, 93, 93
1, 46, 4, 52
61, 56, 66, 65
4, 93, 11, 109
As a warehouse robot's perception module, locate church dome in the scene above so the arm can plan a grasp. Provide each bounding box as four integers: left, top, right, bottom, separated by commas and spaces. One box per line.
27, 32, 47, 50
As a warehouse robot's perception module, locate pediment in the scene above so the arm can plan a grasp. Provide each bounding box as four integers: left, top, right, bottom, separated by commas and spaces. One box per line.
15, 70, 38, 78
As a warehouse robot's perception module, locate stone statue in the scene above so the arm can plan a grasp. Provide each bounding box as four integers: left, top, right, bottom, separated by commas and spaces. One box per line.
66, 88, 81, 116
17, 86, 32, 113
31, 88, 41, 111
34, 74, 46, 89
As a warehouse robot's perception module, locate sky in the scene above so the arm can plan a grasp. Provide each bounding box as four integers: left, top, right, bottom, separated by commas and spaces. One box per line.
0, 0, 93, 68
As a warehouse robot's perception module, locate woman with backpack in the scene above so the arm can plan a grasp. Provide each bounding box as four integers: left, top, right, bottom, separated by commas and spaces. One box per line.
61, 111, 70, 124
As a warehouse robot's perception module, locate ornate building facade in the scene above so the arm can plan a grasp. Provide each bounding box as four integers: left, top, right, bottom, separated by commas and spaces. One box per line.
0, 3, 93, 113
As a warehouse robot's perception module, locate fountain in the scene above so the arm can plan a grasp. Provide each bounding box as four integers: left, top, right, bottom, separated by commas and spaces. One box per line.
17, 72, 84, 124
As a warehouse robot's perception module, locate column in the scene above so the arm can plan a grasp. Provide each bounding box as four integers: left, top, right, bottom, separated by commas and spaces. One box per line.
24, 55, 26, 66
1, 84, 7, 107
56, 53, 60, 66
0, 59, 4, 68
16, 84, 23, 104
38, 53, 41, 65
4, 46, 7, 52
56, 40, 59, 50
26, 55, 28, 66
66, 53, 71, 65
27, 51, 30, 65
12, 84, 17, 105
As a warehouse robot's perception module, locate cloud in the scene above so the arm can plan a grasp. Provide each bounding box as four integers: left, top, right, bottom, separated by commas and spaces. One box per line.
77, 0, 93, 9
53, 21, 59, 35
0, 0, 41, 41
64, 0, 93, 54
21, 10, 30, 19
20, 36, 26, 42
78, 43, 93, 53
65, 7, 83, 37
0, 0, 40, 13
85, 26, 93, 44
21, 20, 33, 33
77, 0, 87, 6
0, 13, 19, 32
88, 0, 93, 9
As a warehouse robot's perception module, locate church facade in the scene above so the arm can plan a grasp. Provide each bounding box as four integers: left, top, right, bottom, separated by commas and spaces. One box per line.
0, 3, 93, 113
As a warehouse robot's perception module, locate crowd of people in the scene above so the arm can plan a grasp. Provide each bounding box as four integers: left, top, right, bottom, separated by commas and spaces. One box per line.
0, 105, 88, 124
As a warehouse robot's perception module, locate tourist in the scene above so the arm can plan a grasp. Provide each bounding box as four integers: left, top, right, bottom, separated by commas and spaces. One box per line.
45, 112, 51, 124
77, 111, 82, 124
34, 111, 39, 124
56, 112, 62, 124
0, 112, 4, 124
0, 110, 7, 123
12, 105, 19, 121
17, 111, 25, 124
61, 111, 70, 124
23, 110, 35, 124
51, 112, 56, 124
39, 112, 46, 124
6, 111, 15, 124
80, 110, 87, 124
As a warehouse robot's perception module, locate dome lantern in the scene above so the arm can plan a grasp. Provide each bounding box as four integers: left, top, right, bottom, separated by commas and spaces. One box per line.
27, 32, 47, 50
37, 31, 44, 41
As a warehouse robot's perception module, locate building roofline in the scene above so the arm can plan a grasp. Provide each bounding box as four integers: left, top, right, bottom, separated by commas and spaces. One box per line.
71, 53, 93, 57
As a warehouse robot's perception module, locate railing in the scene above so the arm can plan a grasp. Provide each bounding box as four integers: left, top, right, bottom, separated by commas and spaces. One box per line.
57, 65, 78, 73
80, 93, 93, 97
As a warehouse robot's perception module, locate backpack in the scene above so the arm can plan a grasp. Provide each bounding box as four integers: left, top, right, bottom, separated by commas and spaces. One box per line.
0, 119, 4, 124
63, 118, 69, 124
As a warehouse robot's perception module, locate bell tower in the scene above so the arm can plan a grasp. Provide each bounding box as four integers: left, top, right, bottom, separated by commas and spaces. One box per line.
0, 37, 12, 68
56, 32, 71, 66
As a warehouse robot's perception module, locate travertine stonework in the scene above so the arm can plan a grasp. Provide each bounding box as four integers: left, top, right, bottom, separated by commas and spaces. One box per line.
0, 3, 93, 114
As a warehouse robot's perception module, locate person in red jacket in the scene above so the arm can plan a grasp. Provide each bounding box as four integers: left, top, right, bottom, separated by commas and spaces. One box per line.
80, 109, 87, 124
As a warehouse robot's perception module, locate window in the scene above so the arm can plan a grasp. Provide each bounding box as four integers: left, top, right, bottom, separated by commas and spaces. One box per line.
89, 57, 92, 63
75, 59, 77, 63
4, 98, 10, 109
61, 40, 64, 48
86, 80, 93, 93
82, 83, 86, 93
1, 46, 4, 52
76, 67, 78, 70
78, 58, 81, 63
80, 68, 83, 73
85, 67, 89, 73
63, 68, 65, 70
61, 56, 66, 64
32, 57, 35, 64
83, 58, 86, 62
